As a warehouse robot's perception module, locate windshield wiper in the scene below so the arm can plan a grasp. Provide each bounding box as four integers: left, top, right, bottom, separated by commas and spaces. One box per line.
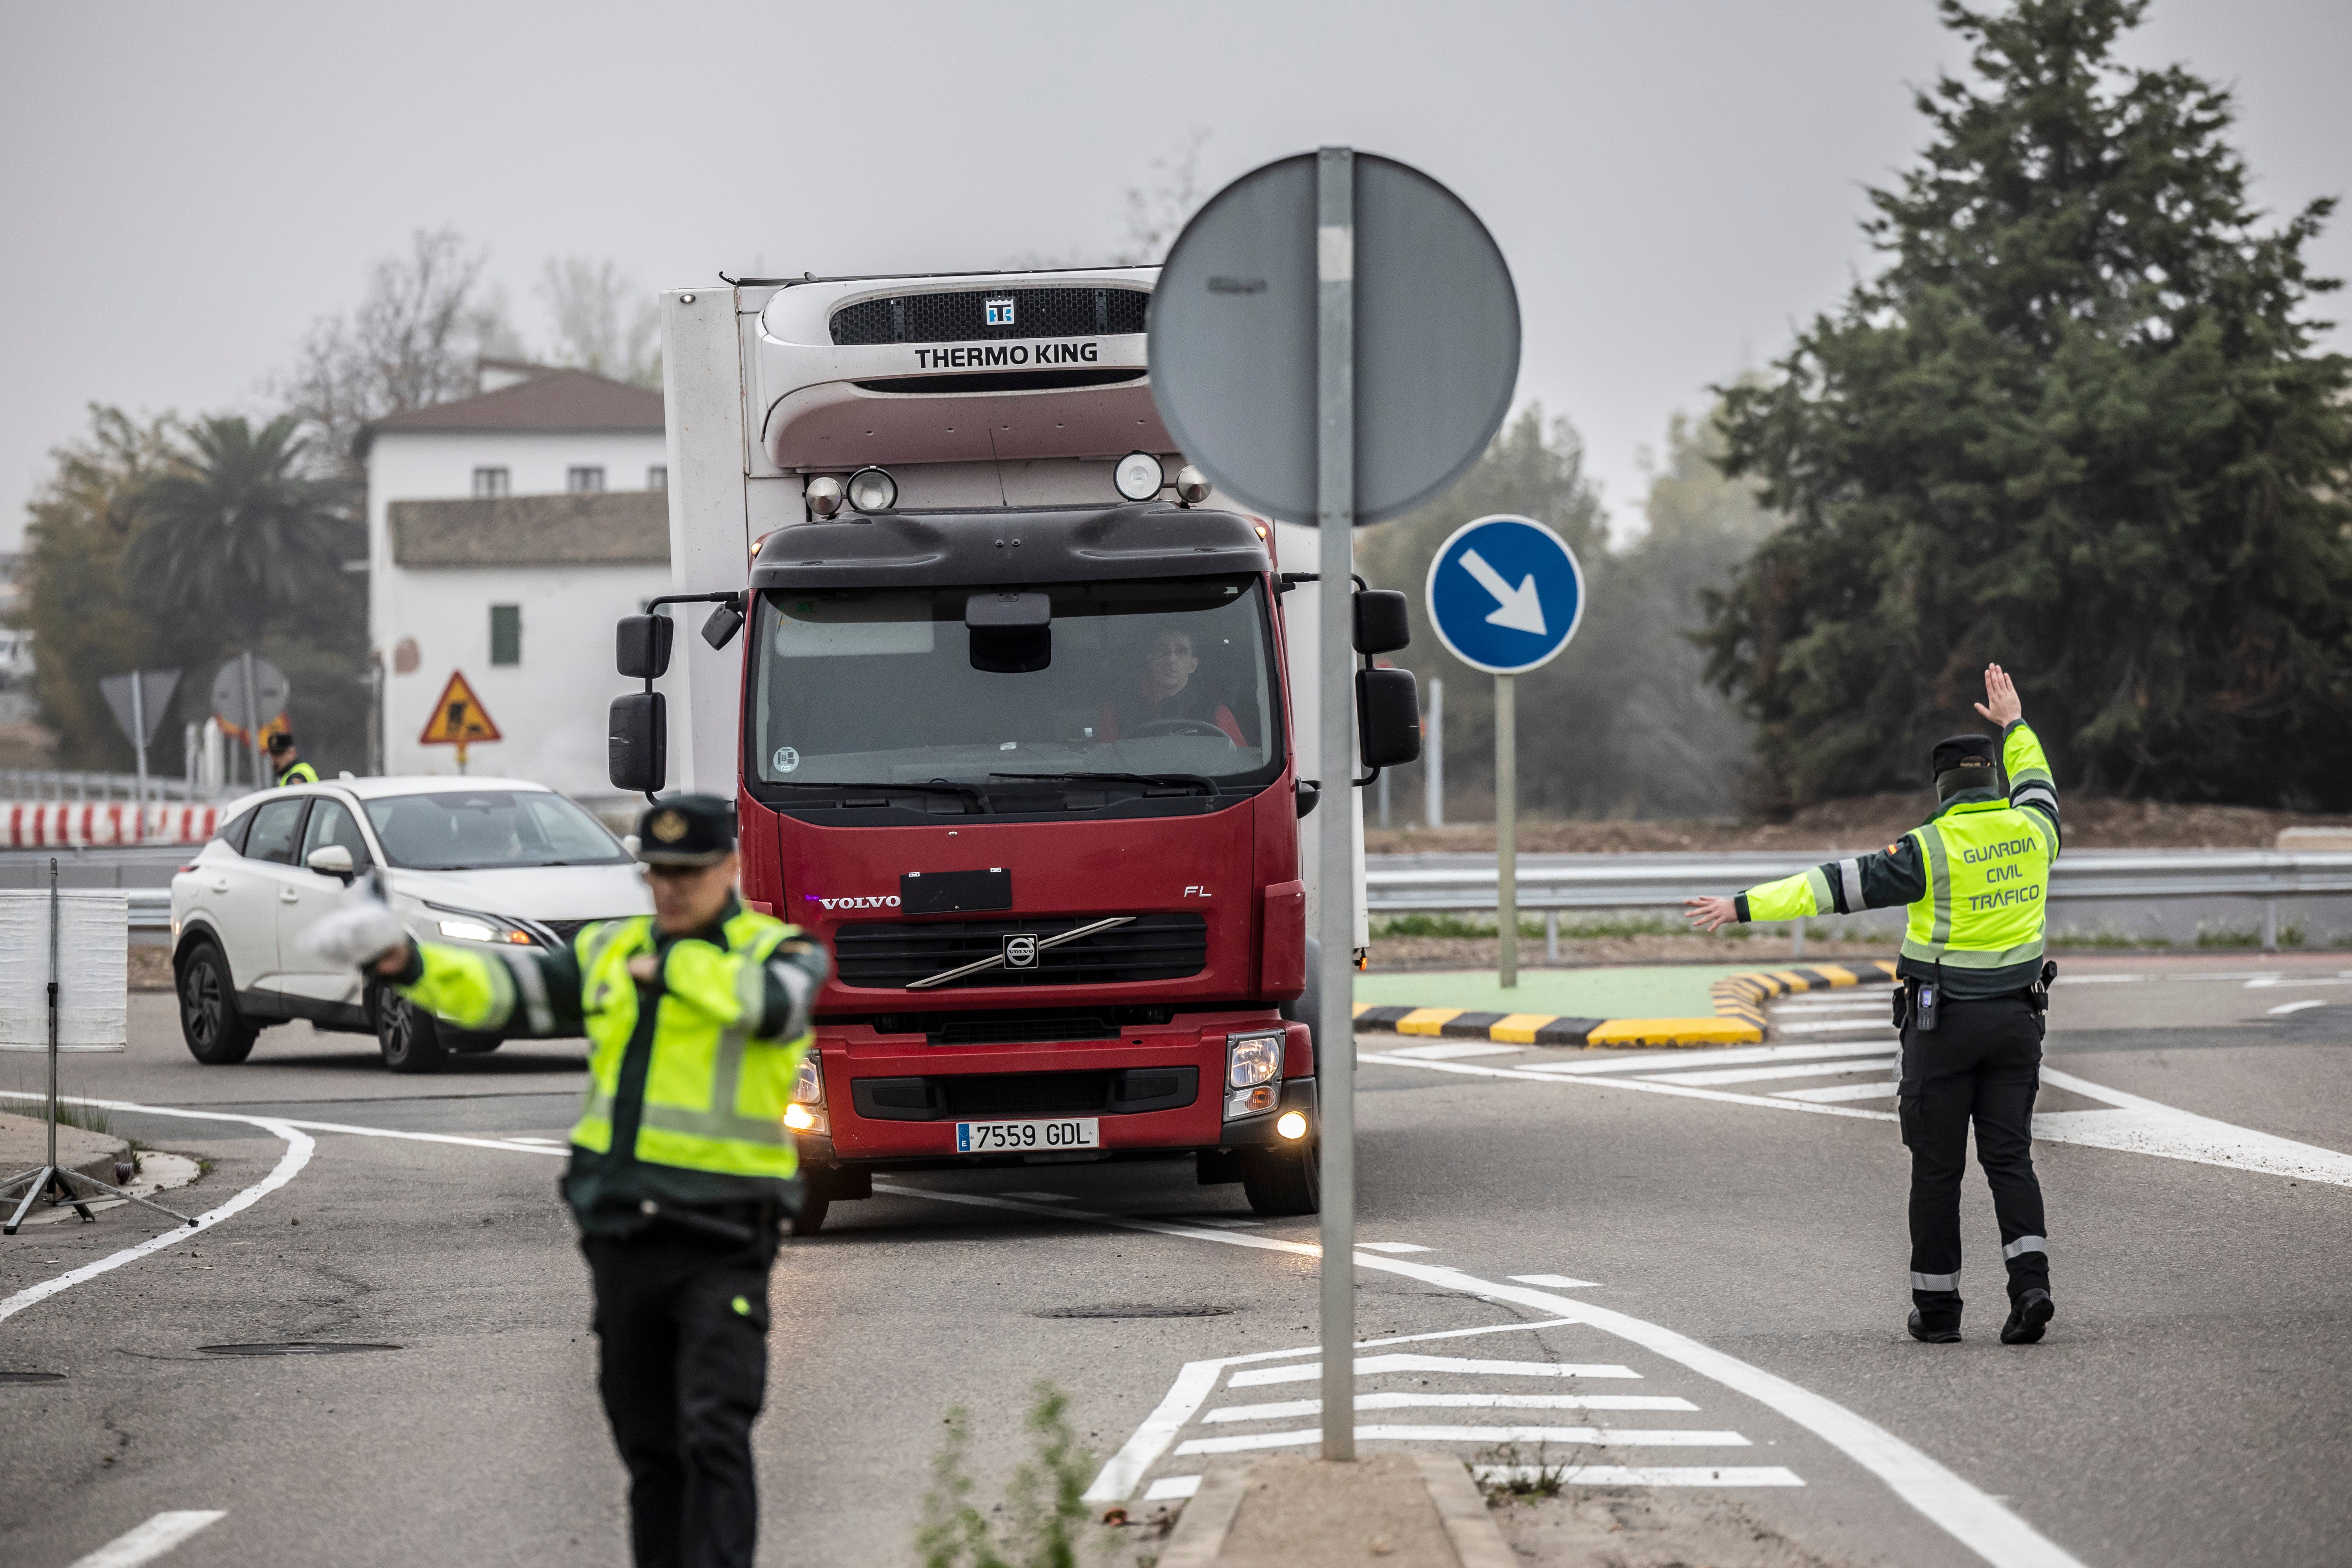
990, 771, 1218, 797
767, 778, 991, 811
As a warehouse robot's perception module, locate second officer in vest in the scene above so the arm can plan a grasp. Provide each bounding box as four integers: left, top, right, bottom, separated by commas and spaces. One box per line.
1685, 664, 2059, 1346
306, 793, 829, 1568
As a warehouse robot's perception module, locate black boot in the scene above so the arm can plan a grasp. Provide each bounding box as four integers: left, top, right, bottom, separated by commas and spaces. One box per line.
1907, 1308, 1961, 1343
2000, 1288, 2053, 1344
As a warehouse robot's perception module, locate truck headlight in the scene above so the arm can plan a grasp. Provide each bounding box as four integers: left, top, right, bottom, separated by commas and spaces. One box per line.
791, 1054, 825, 1106
1227, 1031, 1282, 1088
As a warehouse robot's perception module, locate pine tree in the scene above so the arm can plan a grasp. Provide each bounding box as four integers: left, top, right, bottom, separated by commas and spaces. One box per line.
1706, 0, 2352, 808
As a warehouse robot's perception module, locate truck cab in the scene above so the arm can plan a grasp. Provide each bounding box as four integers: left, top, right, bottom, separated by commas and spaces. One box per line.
610, 269, 1414, 1228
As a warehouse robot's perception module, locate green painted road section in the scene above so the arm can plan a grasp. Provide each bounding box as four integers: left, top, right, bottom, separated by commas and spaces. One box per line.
1354, 965, 1761, 1020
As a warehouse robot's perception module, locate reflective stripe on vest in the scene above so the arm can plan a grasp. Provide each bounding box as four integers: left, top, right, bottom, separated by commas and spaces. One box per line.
1901, 802, 2051, 972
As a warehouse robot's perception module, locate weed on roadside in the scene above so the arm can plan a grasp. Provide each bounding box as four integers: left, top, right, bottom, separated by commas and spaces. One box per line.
917, 1383, 1101, 1568
53, 1101, 113, 1139
1472, 1438, 1574, 1503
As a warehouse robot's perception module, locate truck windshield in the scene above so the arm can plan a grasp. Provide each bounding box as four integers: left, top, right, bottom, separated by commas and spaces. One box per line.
751, 575, 1280, 795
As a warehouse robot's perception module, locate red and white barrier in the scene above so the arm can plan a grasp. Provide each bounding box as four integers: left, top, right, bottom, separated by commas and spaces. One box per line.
1, 802, 220, 849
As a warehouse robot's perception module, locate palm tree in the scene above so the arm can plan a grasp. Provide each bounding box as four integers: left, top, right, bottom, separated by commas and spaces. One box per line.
123, 415, 353, 620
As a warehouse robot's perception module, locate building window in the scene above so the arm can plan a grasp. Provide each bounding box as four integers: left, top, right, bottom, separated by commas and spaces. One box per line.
490, 604, 521, 666
567, 466, 606, 493
648, 465, 668, 491
473, 466, 510, 498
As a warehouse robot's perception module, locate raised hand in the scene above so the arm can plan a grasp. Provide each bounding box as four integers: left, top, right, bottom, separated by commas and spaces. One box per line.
1974, 663, 2022, 727
1684, 895, 1738, 933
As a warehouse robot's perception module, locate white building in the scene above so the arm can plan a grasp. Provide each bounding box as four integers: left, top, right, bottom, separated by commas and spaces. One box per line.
359, 366, 668, 802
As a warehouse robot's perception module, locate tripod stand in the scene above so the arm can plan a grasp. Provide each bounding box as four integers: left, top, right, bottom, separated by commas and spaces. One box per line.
1, 859, 194, 1236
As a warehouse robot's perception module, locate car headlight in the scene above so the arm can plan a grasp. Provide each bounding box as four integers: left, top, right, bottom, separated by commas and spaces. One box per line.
435, 915, 534, 946
1227, 1031, 1283, 1089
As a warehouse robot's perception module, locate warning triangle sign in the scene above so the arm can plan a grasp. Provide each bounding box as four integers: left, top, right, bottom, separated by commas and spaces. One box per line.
419, 670, 503, 746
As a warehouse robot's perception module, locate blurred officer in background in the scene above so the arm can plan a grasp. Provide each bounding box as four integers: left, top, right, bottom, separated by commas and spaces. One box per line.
265, 730, 318, 786
1685, 665, 2059, 1347
307, 793, 830, 1568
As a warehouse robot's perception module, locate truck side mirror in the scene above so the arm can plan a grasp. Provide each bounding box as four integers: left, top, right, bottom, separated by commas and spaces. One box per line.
701, 597, 745, 651
609, 692, 667, 793
1356, 667, 1422, 770
1354, 590, 1410, 655
617, 614, 675, 680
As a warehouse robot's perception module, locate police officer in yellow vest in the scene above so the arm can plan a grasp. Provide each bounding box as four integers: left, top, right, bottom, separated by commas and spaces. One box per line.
265, 730, 319, 787
305, 793, 829, 1568
1685, 665, 2058, 1347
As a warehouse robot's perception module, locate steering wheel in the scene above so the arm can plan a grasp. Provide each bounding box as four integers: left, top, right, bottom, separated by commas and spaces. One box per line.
1124, 717, 1232, 741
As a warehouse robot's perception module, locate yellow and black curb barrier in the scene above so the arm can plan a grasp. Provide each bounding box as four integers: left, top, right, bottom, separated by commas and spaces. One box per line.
1352, 960, 1900, 1048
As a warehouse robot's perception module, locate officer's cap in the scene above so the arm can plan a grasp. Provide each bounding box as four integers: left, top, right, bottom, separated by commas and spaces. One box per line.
265, 731, 295, 751
1930, 733, 1998, 777
635, 793, 737, 867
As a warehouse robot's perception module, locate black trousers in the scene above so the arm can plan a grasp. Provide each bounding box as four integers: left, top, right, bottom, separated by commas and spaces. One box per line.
583, 1218, 777, 1568
1897, 992, 2050, 1322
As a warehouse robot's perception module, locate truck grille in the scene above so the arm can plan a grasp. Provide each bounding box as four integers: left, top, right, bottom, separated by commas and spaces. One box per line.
829, 286, 1149, 346
832, 913, 1207, 991
851, 1065, 1198, 1122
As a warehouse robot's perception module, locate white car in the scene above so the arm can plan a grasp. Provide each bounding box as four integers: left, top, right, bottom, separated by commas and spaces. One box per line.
170, 777, 652, 1073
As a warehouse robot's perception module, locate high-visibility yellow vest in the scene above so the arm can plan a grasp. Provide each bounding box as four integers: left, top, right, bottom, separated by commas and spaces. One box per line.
568, 911, 808, 1180
1899, 800, 2055, 978
274, 760, 319, 786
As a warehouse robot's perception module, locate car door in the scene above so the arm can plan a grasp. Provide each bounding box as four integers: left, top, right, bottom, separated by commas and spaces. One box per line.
234, 795, 314, 998
277, 795, 377, 1005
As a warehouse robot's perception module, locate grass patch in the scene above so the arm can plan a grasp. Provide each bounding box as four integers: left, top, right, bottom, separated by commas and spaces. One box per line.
2196, 921, 2304, 949
918, 1382, 1098, 1568
53, 1100, 113, 1139
1473, 1438, 1578, 1503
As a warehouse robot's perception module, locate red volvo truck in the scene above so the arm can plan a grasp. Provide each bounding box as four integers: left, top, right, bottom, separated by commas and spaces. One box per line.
606, 269, 1418, 1230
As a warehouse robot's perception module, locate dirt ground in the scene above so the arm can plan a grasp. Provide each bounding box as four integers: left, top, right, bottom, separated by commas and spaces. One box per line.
1368, 793, 2352, 855
128, 946, 175, 991
1490, 1486, 1870, 1568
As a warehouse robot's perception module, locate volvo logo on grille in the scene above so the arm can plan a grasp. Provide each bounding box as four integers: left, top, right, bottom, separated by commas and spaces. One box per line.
984, 296, 1016, 327
1003, 933, 1039, 968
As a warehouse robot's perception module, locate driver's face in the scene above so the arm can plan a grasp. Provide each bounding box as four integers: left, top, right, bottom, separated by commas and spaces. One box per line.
1144, 631, 1198, 695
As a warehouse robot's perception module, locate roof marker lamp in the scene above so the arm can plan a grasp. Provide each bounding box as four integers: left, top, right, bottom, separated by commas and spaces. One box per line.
805, 475, 845, 519
1174, 465, 1211, 506
847, 466, 898, 512
1114, 451, 1166, 502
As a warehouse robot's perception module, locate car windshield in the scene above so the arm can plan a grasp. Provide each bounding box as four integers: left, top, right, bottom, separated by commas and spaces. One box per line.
363, 790, 629, 871
750, 575, 1280, 795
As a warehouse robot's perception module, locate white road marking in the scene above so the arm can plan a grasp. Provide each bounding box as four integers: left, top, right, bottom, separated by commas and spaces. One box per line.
1770, 1019, 1898, 1035
1367, 1047, 2352, 1188
64, 1510, 227, 1568
1476, 1464, 1804, 1488
1003, 1191, 1075, 1201
0, 1096, 315, 1327
1357, 1241, 1431, 1252
2267, 999, 2327, 1016
1514, 1042, 1902, 1078
1508, 1273, 1599, 1289
1144, 1475, 1201, 1501
1075, 1317, 1579, 1503
2053, 974, 2143, 984
1769, 999, 1892, 1014
885, 1184, 2090, 1567
1176, 1424, 1751, 1455
1775, 1082, 1899, 1104
2244, 975, 2352, 989
1205, 1392, 1701, 1422
1644, 1056, 1893, 1088
1383, 1042, 1526, 1060
1231, 1354, 1640, 1387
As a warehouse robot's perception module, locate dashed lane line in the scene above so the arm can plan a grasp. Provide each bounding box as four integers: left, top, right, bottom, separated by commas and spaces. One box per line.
0, 1096, 314, 1328
873, 1182, 2087, 1568
64, 1510, 226, 1568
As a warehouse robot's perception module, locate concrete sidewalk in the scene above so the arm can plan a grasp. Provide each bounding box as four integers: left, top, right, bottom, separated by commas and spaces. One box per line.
1161, 1454, 1512, 1568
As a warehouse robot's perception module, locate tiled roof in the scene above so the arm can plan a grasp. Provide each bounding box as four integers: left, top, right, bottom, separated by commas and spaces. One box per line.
390, 491, 670, 568
356, 368, 663, 458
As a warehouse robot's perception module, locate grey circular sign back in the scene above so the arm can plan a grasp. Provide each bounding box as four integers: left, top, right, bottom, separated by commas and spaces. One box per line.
1149, 151, 1519, 526
210, 656, 290, 730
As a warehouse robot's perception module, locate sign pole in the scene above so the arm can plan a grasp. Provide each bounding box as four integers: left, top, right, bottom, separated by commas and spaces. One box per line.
128, 672, 147, 827
1315, 143, 1357, 1464
1497, 671, 1516, 988
240, 651, 264, 789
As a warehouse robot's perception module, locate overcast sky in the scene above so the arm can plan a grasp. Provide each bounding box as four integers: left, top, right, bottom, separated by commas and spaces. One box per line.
3, 0, 2345, 551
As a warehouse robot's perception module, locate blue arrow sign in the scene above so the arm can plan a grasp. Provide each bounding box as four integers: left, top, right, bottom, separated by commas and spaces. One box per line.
1423, 514, 1585, 675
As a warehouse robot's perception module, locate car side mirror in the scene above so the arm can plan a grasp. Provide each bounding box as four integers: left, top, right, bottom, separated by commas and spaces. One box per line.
305, 843, 356, 883
1356, 667, 1422, 770
1354, 590, 1411, 655
617, 614, 675, 680
609, 691, 667, 793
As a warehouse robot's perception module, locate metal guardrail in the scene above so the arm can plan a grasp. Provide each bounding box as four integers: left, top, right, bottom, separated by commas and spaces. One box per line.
1364, 848, 2352, 910
0, 769, 213, 803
